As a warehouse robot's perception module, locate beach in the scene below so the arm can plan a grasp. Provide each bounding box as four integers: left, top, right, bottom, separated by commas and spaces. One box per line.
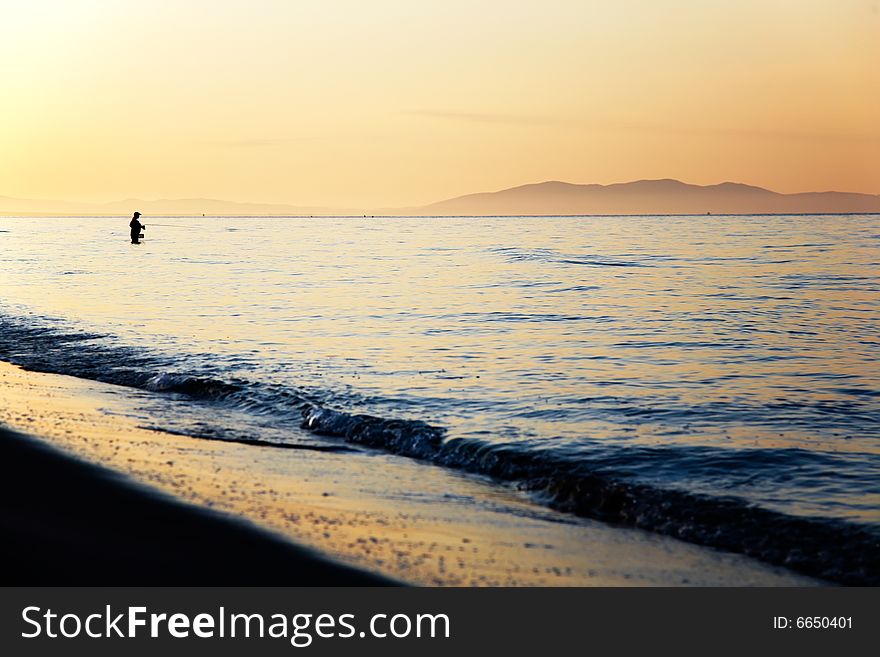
0, 360, 817, 586
1, 213, 877, 585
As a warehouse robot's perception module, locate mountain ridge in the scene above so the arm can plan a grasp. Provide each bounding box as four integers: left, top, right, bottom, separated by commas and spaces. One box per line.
412, 179, 880, 215
2, 179, 879, 216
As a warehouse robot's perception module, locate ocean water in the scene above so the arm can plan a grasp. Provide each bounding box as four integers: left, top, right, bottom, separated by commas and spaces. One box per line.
1, 214, 878, 581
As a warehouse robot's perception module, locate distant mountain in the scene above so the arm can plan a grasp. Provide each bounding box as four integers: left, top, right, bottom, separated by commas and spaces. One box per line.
2, 179, 879, 216
411, 179, 880, 215
0, 195, 350, 217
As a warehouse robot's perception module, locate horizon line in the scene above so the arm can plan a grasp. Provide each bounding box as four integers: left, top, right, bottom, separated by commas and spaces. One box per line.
2, 177, 880, 211
3, 212, 879, 219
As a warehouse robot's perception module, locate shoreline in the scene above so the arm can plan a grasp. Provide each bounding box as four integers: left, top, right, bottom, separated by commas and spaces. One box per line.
0, 360, 820, 586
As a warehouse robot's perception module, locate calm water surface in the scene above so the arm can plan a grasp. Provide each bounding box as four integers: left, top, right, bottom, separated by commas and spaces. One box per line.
1, 214, 878, 566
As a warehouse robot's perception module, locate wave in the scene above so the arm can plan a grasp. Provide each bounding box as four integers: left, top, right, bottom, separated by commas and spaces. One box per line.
299, 405, 878, 585
1, 312, 877, 584
144, 372, 244, 399
490, 246, 647, 268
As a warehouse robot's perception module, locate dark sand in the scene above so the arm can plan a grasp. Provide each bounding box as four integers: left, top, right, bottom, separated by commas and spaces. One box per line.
0, 425, 392, 585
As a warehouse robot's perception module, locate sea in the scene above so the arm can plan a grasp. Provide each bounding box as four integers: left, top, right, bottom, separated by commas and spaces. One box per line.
1, 214, 878, 582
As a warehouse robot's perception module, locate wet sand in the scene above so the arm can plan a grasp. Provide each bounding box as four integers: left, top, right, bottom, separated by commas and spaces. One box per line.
0, 361, 819, 586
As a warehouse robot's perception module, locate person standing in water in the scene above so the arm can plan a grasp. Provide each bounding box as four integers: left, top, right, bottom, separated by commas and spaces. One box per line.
129, 211, 145, 244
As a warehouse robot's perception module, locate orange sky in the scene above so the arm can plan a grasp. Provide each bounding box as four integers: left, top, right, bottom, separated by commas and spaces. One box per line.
1, 0, 878, 208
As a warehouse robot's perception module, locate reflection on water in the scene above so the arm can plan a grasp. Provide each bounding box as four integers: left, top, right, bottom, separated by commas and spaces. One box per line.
0, 214, 878, 530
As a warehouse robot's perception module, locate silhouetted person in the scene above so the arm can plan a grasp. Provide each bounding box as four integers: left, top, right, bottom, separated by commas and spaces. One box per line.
129, 212, 145, 244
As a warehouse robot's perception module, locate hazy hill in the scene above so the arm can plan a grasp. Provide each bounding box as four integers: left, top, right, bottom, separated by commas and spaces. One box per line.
2, 179, 879, 216
0, 195, 348, 217
413, 179, 880, 215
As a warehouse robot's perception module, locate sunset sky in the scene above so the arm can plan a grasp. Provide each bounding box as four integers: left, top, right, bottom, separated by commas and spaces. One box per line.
1, 0, 878, 208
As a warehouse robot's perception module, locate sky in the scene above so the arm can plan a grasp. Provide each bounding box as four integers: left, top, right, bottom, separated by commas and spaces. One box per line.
0, 0, 878, 208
